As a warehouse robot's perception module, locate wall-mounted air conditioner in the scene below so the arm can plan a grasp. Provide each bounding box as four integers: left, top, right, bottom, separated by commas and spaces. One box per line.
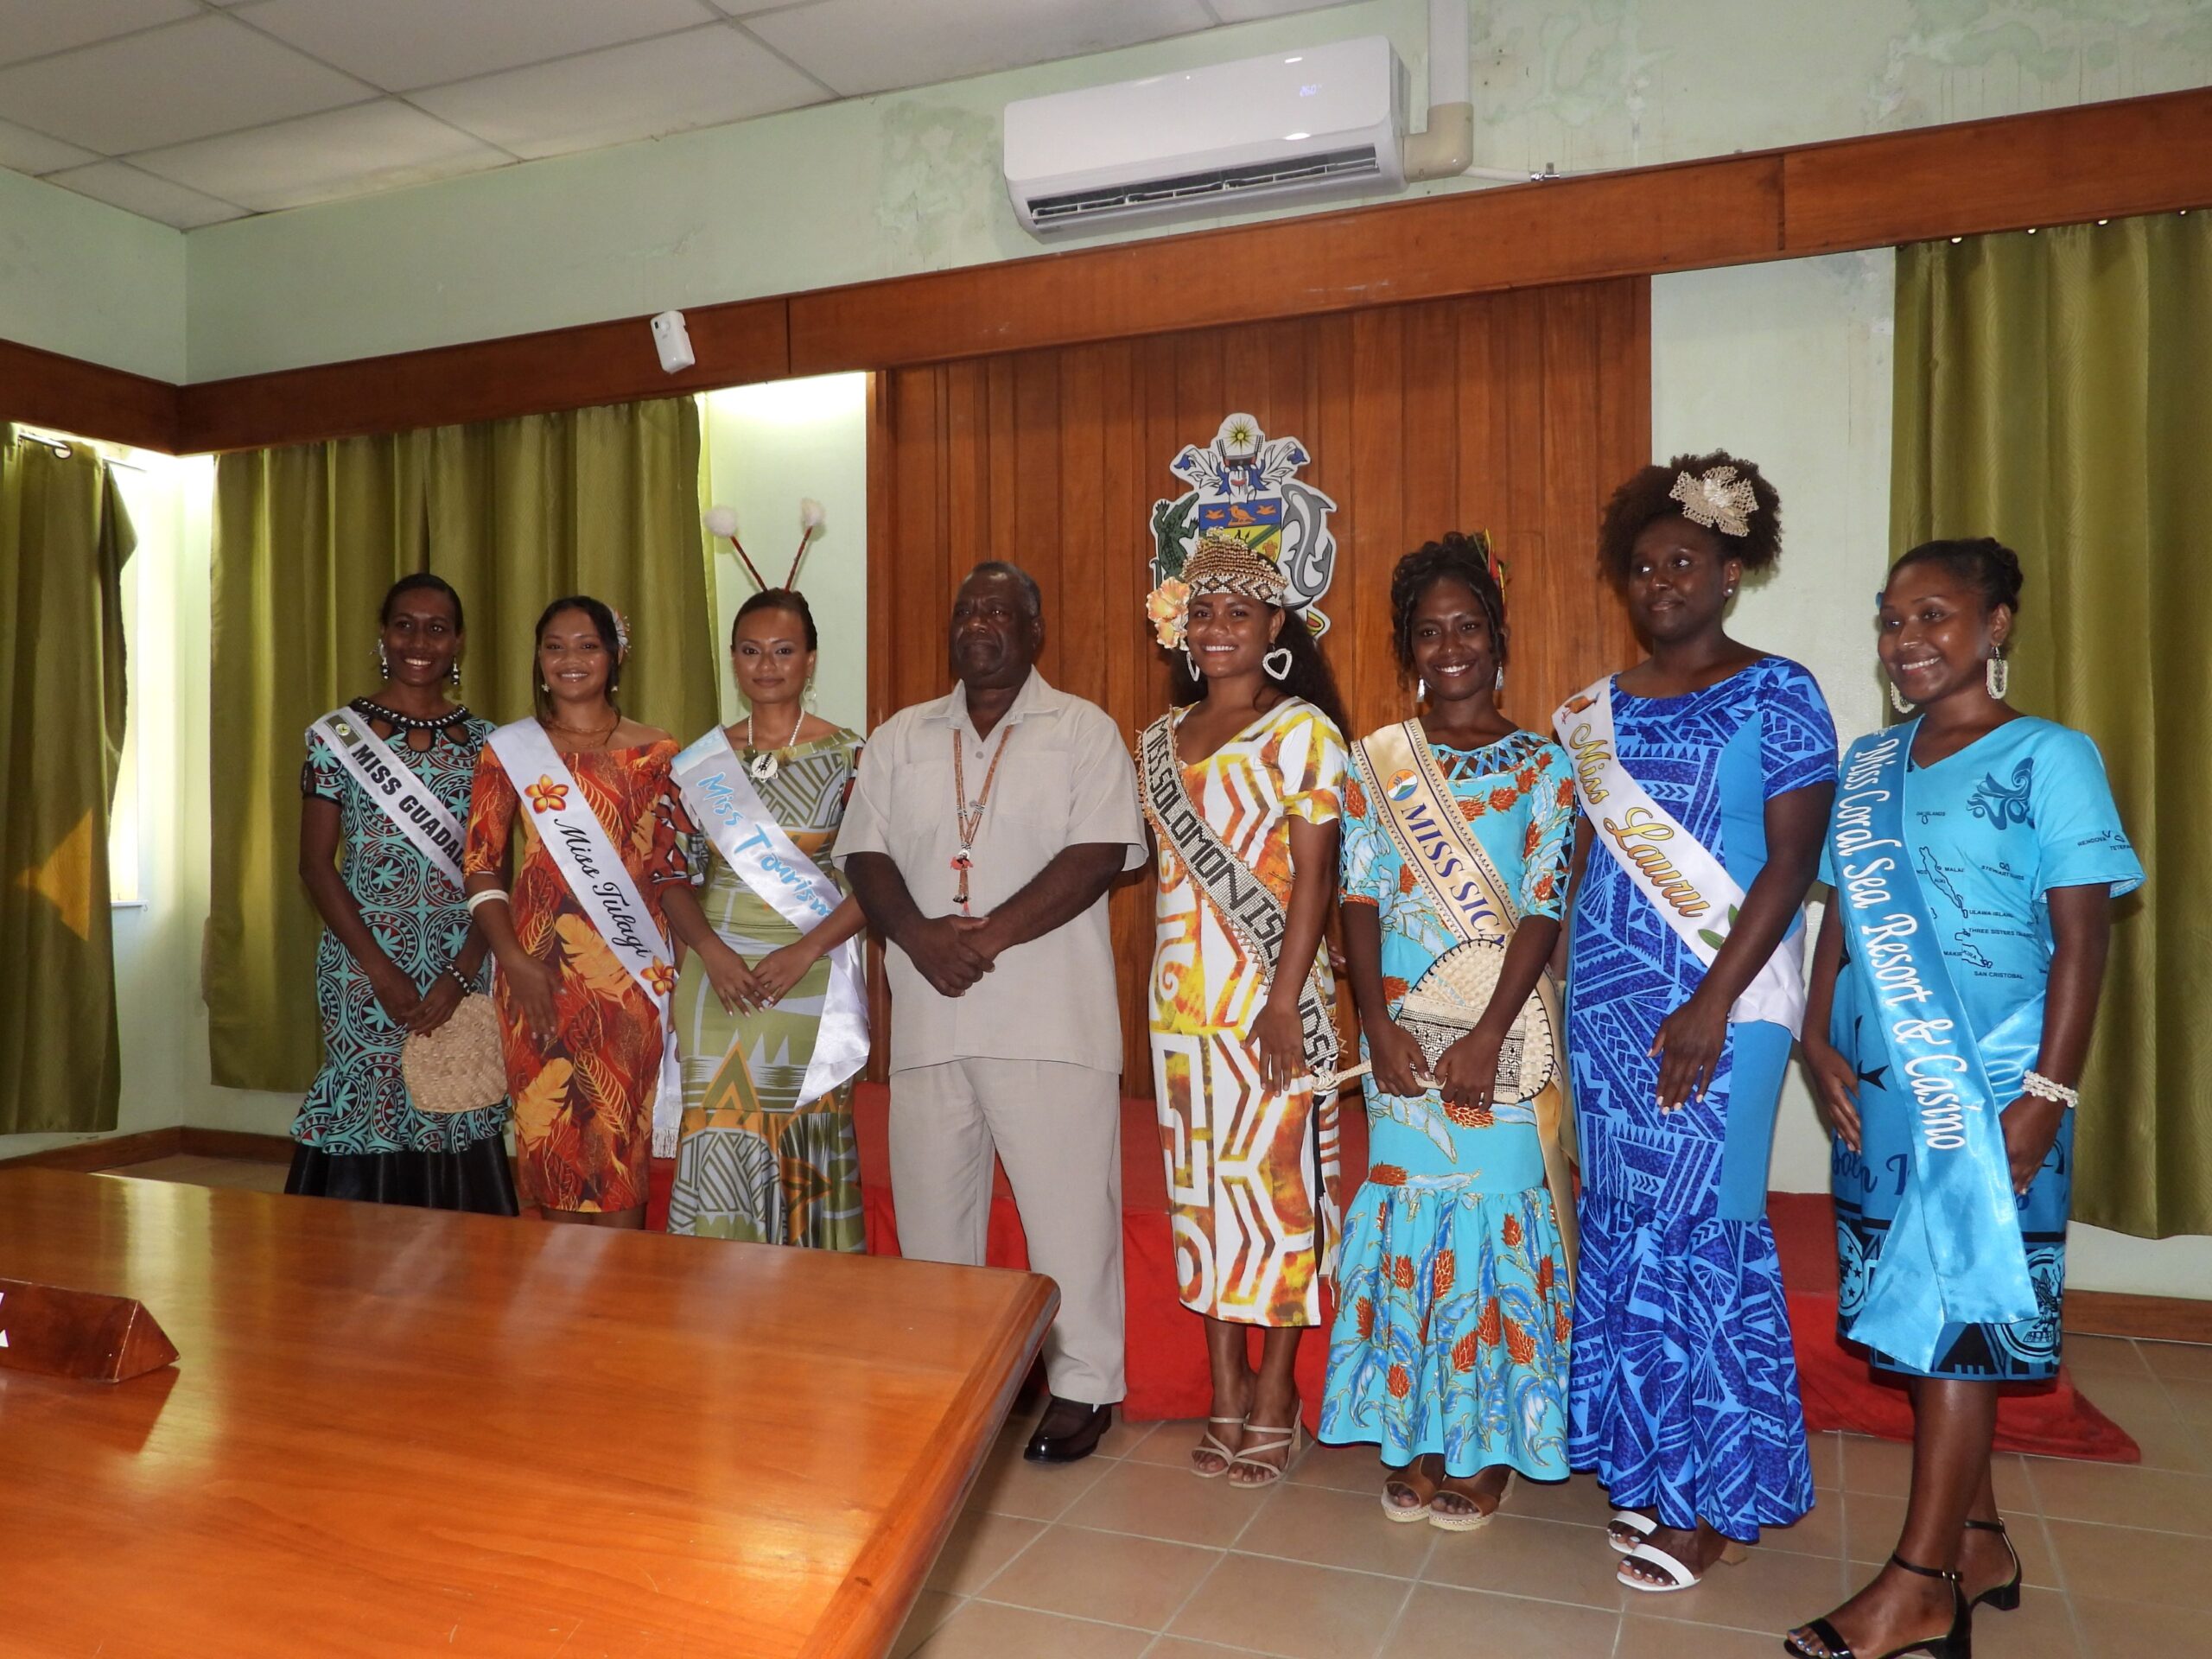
1003, 35, 1407, 238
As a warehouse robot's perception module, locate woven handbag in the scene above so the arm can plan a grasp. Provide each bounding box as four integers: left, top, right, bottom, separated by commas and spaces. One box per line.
401, 993, 508, 1116
1388, 938, 1559, 1102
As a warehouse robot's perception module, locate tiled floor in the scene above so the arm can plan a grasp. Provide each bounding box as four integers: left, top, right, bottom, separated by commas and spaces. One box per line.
899, 1343, 2211, 1659
101, 1157, 2209, 1657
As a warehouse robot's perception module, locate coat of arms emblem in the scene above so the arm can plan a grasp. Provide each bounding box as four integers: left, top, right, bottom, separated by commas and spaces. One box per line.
1148, 413, 1340, 633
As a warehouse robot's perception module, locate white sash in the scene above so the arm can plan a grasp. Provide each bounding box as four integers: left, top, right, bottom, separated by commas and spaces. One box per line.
311, 708, 468, 886
487, 719, 683, 1155
672, 729, 870, 1108
1553, 678, 1805, 1033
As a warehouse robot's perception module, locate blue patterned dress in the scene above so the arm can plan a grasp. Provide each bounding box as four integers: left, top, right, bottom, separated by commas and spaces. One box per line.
1565, 656, 1835, 1541
1321, 729, 1578, 1480
294, 702, 513, 1211
1823, 718, 2141, 1381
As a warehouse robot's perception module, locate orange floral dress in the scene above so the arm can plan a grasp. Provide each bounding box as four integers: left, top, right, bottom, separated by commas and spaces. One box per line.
464, 740, 688, 1213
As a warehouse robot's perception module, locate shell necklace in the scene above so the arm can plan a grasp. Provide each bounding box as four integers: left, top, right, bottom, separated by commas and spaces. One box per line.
744, 708, 803, 782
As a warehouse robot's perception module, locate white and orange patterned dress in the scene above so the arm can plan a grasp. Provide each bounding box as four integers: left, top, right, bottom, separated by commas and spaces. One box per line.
1147, 698, 1348, 1326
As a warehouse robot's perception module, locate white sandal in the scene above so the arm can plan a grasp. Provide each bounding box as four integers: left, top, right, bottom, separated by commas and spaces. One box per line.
1617, 1537, 1749, 1592
1227, 1419, 1306, 1487
1190, 1414, 1244, 1479
1609, 1508, 1657, 1555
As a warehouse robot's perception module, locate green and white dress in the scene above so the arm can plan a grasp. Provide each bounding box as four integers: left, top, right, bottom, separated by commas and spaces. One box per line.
669, 728, 865, 1247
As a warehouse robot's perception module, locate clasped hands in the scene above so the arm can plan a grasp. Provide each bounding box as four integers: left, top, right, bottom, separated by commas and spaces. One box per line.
1359, 1011, 1510, 1115
899, 912, 1009, 998
697, 938, 823, 1015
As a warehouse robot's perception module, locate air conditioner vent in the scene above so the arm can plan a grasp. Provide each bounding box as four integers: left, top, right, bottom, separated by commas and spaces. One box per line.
1028, 146, 1383, 226
1004, 36, 1407, 237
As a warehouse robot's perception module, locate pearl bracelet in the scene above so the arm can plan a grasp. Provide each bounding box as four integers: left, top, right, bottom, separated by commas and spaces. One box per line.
2022, 1070, 2079, 1109
465, 888, 509, 914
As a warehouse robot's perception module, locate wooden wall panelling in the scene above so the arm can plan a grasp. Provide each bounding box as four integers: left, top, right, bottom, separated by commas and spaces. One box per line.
790, 156, 1781, 375
1783, 85, 2212, 256
0, 338, 177, 453
868, 282, 1647, 1087
175, 297, 790, 454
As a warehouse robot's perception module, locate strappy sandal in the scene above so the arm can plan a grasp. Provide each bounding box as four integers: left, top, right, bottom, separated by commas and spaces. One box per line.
1784, 1554, 1971, 1658
1962, 1516, 2022, 1612
1617, 1534, 1750, 1592
1380, 1458, 1439, 1523
1429, 1470, 1516, 1533
1189, 1415, 1244, 1479
1608, 1508, 1657, 1555
1227, 1418, 1306, 1488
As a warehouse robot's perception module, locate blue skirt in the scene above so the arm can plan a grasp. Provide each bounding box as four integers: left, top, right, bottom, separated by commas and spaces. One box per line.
1833, 1084, 2072, 1382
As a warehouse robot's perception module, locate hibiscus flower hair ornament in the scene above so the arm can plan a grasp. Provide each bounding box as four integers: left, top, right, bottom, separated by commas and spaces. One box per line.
1669, 464, 1759, 539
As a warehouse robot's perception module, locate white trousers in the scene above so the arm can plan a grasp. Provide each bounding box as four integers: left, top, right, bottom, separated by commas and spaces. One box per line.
888, 1058, 1127, 1406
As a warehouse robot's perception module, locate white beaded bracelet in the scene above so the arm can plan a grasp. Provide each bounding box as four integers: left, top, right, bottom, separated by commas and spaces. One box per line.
2022, 1070, 2079, 1109
465, 888, 510, 914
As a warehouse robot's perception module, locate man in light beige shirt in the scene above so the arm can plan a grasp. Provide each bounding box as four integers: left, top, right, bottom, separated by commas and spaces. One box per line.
840, 561, 1144, 1463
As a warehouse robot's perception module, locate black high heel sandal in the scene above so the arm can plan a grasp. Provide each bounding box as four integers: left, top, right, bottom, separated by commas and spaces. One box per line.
1783, 1554, 1973, 1659
1961, 1518, 2022, 1612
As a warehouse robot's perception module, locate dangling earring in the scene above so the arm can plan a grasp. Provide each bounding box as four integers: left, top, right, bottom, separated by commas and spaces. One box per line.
804, 678, 817, 709
1890, 681, 1915, 715
1986, 647, 2010, 700
449, 660, 462, 690
1262, 646, 1293, 682
377, 641, 391, 680
1416, 677, 1427, 702
1183, 646, 1199, 680
1494, 664, 1506, 694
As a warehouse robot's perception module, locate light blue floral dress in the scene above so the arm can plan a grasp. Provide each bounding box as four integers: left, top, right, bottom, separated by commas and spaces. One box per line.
1319, 728, 1576, 1480
1822, 716, 2142, 1381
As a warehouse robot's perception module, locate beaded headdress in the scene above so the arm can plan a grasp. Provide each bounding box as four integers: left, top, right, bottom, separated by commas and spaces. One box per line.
1147, 532, 1287, 647
1669, 464, 1759, 538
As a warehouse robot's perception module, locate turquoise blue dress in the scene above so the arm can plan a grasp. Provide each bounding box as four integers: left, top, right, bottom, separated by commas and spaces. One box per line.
1564, 656, 1835, 1542
1319, 728, 1576, 1480
1821, 717, 2142, 1381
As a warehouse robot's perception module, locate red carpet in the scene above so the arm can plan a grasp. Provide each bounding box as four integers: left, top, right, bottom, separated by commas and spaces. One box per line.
647, 1084, 2136, 1461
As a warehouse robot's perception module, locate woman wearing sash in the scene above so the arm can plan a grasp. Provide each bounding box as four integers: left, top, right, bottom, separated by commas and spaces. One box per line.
658, 588, 869, 1247
1785, 540, 2141, 1659
292, 574, 516, 1213
1319, 534, 1580, 1530
1553, 453, 1837, 1590
463, 595, 688, 1227
1141, 532, 1351, 1487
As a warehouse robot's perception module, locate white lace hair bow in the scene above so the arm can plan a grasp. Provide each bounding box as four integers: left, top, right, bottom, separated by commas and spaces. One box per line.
1669, 464, 1758, 538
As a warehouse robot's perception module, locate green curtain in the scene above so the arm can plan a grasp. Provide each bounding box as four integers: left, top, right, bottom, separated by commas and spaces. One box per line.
207, 398, 715, 1092
0, 429, 136, 1135
1892, 213, 2212, 1238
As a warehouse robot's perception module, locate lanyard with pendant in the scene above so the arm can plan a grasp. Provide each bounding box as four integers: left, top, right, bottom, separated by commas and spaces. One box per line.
950, 724, 1014, 914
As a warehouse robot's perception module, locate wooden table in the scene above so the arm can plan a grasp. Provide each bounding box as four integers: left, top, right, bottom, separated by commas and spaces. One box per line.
0, 1169, 1054, 1658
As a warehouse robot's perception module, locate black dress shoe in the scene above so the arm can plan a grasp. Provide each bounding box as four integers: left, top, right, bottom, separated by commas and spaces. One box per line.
1022, 1396, 1113, 1463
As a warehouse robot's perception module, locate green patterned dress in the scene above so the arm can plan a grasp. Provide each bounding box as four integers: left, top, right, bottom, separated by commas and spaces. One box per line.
669, 728, 865, 1247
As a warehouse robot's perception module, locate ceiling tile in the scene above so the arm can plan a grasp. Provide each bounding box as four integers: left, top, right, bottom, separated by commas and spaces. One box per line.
45, 159, 246, 228
236, 0, 725, 93
746, 0, 1215, 99
413, 24, 828, 161
0, 115, 96, 174
0, 15, 369, 153
131, 100, 509, 213
0, 0, 199, 73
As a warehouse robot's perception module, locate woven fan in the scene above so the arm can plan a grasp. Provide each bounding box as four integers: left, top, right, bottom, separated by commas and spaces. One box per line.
1329, 939, 1556, 1101
402, 994, 508, 1116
